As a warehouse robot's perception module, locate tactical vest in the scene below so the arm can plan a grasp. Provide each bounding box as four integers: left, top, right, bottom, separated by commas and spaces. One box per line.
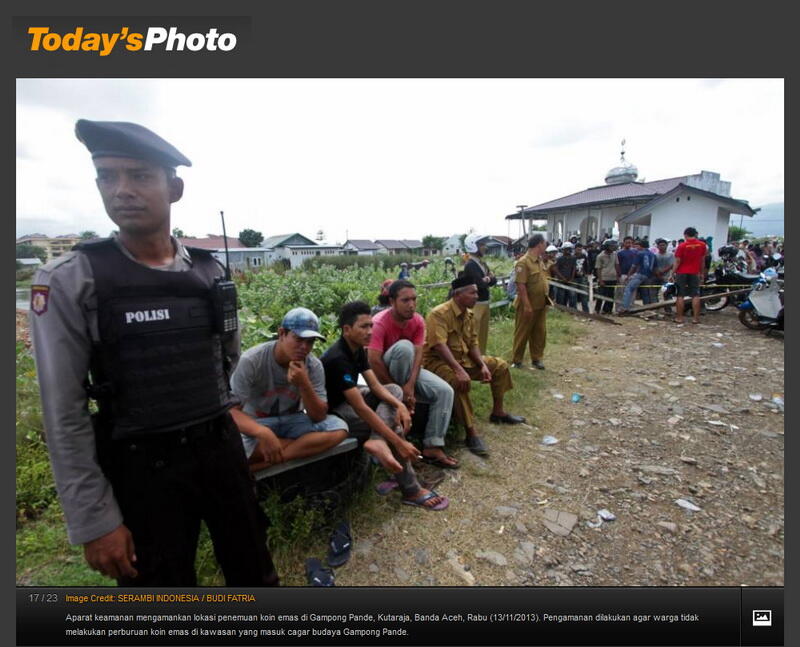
79, 239, 236, 439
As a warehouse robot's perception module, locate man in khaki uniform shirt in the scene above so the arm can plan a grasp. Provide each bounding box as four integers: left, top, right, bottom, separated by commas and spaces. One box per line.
423, 275, 525, 456
512, 234, 550, 369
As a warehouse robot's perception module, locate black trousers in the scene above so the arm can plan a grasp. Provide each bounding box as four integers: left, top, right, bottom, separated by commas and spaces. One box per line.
594, 280, 617, 314
108, 414, 279, 586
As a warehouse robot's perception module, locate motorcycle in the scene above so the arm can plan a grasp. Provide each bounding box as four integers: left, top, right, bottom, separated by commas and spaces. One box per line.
704, 246, 766, 311
737, 269, 784, 332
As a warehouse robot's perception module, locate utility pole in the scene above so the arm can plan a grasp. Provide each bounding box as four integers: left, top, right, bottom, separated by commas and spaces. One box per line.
516, 205, 528, 239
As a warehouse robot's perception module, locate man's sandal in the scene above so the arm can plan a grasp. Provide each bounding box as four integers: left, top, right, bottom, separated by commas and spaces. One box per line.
401, 490, 449, 511
305, 558, 335, 586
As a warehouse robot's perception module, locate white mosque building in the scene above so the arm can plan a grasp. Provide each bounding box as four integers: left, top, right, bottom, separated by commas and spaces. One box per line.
507, 143, 756, 247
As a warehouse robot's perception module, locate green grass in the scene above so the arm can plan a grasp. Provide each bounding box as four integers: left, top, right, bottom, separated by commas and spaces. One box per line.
15, 265, 580, 585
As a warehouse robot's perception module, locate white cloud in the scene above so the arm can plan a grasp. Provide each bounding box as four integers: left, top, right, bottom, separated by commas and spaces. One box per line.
17, 78, 784, 241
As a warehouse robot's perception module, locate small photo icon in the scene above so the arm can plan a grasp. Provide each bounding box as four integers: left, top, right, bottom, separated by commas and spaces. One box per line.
752, 610, 772, 627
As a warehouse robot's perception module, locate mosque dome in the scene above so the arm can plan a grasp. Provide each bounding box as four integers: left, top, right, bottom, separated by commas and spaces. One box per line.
605, 139, 638, 185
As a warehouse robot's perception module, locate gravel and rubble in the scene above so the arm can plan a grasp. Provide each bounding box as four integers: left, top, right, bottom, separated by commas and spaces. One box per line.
336, 308, 784, 587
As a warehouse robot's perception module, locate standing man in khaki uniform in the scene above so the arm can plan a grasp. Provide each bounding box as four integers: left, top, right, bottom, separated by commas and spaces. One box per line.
423, 275, 525, 457
511, 234, 550, 370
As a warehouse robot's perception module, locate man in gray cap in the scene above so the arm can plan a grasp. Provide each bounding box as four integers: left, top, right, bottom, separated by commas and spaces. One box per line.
29, 119, 279, 586
229, 307, 349, 470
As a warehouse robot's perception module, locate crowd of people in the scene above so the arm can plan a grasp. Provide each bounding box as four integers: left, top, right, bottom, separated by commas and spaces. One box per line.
531, 229, 784, 324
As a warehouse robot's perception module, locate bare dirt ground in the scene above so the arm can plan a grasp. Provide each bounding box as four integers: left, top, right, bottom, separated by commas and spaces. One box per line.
336, 307, 784, 587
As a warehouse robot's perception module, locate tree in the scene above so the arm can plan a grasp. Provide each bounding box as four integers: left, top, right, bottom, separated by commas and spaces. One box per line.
79, 230, 99, 240
422, 235, 445, 251
172, 227, 185, 238
238, 229, 264, 248
16, 243, 47, 263
728, 225, 752, 242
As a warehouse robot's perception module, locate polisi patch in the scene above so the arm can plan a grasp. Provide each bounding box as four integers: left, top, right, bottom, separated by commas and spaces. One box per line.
124, 308, 170, 324
30, 285, 49, 316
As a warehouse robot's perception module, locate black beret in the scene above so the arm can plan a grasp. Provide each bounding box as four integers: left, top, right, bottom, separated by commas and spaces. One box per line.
451, 273, 476, 291
75, 119, 191, 168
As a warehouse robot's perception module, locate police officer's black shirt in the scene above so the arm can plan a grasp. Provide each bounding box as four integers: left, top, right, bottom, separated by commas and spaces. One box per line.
321, 337, 369, 410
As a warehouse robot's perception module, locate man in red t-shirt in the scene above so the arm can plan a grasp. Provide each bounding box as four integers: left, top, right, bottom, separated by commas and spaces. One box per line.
672, 226, 708, 324
368, 280, 457, 469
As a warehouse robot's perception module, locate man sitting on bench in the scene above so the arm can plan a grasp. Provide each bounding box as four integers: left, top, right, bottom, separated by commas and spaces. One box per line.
230, 307, 349, 472
322, 301, 448, 510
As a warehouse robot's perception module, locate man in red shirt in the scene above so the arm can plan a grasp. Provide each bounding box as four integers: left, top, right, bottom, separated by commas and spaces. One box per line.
368, 280, 457, 468
672, 226, 708, 324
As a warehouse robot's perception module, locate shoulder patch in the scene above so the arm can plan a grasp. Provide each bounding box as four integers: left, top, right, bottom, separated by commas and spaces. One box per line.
343, 373, 355, 384
30, 285, 49, 316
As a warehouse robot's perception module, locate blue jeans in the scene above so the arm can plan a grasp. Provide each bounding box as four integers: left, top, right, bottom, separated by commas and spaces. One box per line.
381, 340, 454, 448
622, 273, 653, 310
556, 286, 576, 308
240, 412, 348, 458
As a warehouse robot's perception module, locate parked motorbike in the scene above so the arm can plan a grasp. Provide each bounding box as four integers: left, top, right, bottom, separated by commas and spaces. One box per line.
704, 247, 766, 311
737, 269, 784, 331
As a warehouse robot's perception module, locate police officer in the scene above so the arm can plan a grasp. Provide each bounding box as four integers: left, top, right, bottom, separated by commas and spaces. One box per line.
29, 120, 279, 586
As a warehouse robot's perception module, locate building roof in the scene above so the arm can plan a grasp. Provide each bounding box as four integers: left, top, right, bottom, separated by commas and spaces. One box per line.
506, 176, 688, 218
401, 239, 424, 248
285, 244, 343, 250
374, 239, 409, 250
18, 258, 42, 265
179, 235, 244, 249
616, 184, 756, 224
345, 239, 380, 250
491, 235, 512, 244
262, 233, 316, 248
17, 233, 75, 243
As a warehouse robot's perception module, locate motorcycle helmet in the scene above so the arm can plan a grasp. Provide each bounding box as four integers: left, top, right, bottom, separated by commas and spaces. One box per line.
763, 267, 778, 280
661, 282, 676, 299
464, 233, 485, 254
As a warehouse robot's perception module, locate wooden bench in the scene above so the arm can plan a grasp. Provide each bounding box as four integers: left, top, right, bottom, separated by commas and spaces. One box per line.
253, 437, 359, 480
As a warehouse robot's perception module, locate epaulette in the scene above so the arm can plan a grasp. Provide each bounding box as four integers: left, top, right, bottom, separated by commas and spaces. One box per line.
37, 251, 81, 274
73, 237, 114, 251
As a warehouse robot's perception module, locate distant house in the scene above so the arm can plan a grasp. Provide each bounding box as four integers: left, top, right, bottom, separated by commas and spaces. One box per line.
400, 239, 424, 254
479, 235, 512, 257
216, 248, 272, 271
374, 240, 409, 255
342, 240, 381, 256
506, 148, 755, 246
254, 233, 346, 269
16, 233, 81, 262
442, 234, 463, 256
17, 258, 42, 267
262, 233, 317, 248
278, 244, 345, 269
178, 235, 271, 271
179, 235, 244, 249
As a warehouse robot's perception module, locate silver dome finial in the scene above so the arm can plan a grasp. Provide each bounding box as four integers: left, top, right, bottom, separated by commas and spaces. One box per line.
605, 138, 638, 185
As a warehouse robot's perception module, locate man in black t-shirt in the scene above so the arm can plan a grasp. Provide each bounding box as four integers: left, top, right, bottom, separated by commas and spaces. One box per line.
321, 302, 449, 510
553, 242, 578, 308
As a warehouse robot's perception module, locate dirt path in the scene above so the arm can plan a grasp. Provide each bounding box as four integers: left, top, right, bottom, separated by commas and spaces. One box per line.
337, 308, 784, 586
